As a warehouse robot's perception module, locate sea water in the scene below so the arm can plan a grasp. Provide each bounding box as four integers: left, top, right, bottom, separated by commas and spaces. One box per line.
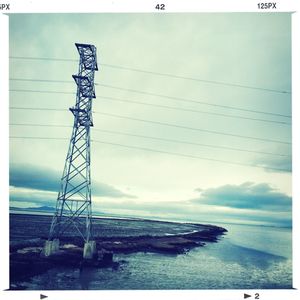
26, 222, 292, 290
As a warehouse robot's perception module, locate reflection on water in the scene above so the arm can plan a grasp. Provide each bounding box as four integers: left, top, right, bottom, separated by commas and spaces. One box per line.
79, 262, 96, 290
25, 223, 292, 290
211, 240, 286, 269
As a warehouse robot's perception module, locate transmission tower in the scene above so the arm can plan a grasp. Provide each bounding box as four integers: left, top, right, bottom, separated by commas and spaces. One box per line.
45, 43, 98, 258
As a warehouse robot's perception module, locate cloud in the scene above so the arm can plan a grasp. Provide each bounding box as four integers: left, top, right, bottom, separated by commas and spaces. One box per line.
92, 181, 136, 199
10, 164, 60, 192
9, 164, 135, 198
9, 183, 292, 227
10, 186, 56, 207
190, 182, 291, 211
253, 156, 292, 173
91, 197, 291, 227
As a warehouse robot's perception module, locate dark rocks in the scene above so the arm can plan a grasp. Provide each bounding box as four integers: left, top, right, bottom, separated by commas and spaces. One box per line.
10, 238, 45, 252
93, 225, 226, 254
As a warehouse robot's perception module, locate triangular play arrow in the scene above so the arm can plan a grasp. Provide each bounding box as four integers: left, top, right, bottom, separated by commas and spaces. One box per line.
244, 294, 251, 299
40, 294, 48, 300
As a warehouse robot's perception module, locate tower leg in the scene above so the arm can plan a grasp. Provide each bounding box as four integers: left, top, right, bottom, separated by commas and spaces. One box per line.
43, 239, 60, 257
83, 240, 97, 259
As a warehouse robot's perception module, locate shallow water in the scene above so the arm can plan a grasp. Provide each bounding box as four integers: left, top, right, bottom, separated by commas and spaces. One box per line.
23, 222, 292, 290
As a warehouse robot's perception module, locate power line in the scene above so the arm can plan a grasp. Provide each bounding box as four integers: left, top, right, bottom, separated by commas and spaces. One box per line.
10, 78, 73, 84
9, 107, 291, 145
9, 135, 291, 172
94, 112, 291, 145
93, 128, 291, 157
10, 56, 291, 94
9, 123, 290, 157
10, 123, 72, 128
9, 78, 291, 118
10, 88, 74, 95
97, 83, 291, 118
10, 136, 68, 140
91, 139, 290, 172
10, 106, 66, 112
99, 95, 290, 125
100, 64, 291, 94
10, 56, 77, 62
9, 90, 291, 125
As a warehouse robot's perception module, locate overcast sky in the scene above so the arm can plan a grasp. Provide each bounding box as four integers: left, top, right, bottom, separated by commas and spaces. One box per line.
9, 13, 292, 226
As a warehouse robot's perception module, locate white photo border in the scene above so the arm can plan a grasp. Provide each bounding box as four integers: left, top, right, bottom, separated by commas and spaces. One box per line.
1, 1, 299, 299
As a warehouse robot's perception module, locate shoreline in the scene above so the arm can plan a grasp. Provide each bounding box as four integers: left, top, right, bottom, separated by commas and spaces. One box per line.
10, 213, 227, 287
10, 222, 227, 255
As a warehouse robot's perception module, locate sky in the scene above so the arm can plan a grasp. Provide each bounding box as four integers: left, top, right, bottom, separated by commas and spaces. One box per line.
9, 13, 292, 227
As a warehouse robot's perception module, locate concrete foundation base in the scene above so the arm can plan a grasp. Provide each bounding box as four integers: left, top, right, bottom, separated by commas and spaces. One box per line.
43, 239, 60, 257
83, 241, 97, 259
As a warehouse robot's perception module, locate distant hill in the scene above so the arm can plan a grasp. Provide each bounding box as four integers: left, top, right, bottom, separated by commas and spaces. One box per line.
10, 206, 55, 212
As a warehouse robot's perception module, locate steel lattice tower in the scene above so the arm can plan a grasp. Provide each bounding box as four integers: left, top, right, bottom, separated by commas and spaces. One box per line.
47, 43, 98, 254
